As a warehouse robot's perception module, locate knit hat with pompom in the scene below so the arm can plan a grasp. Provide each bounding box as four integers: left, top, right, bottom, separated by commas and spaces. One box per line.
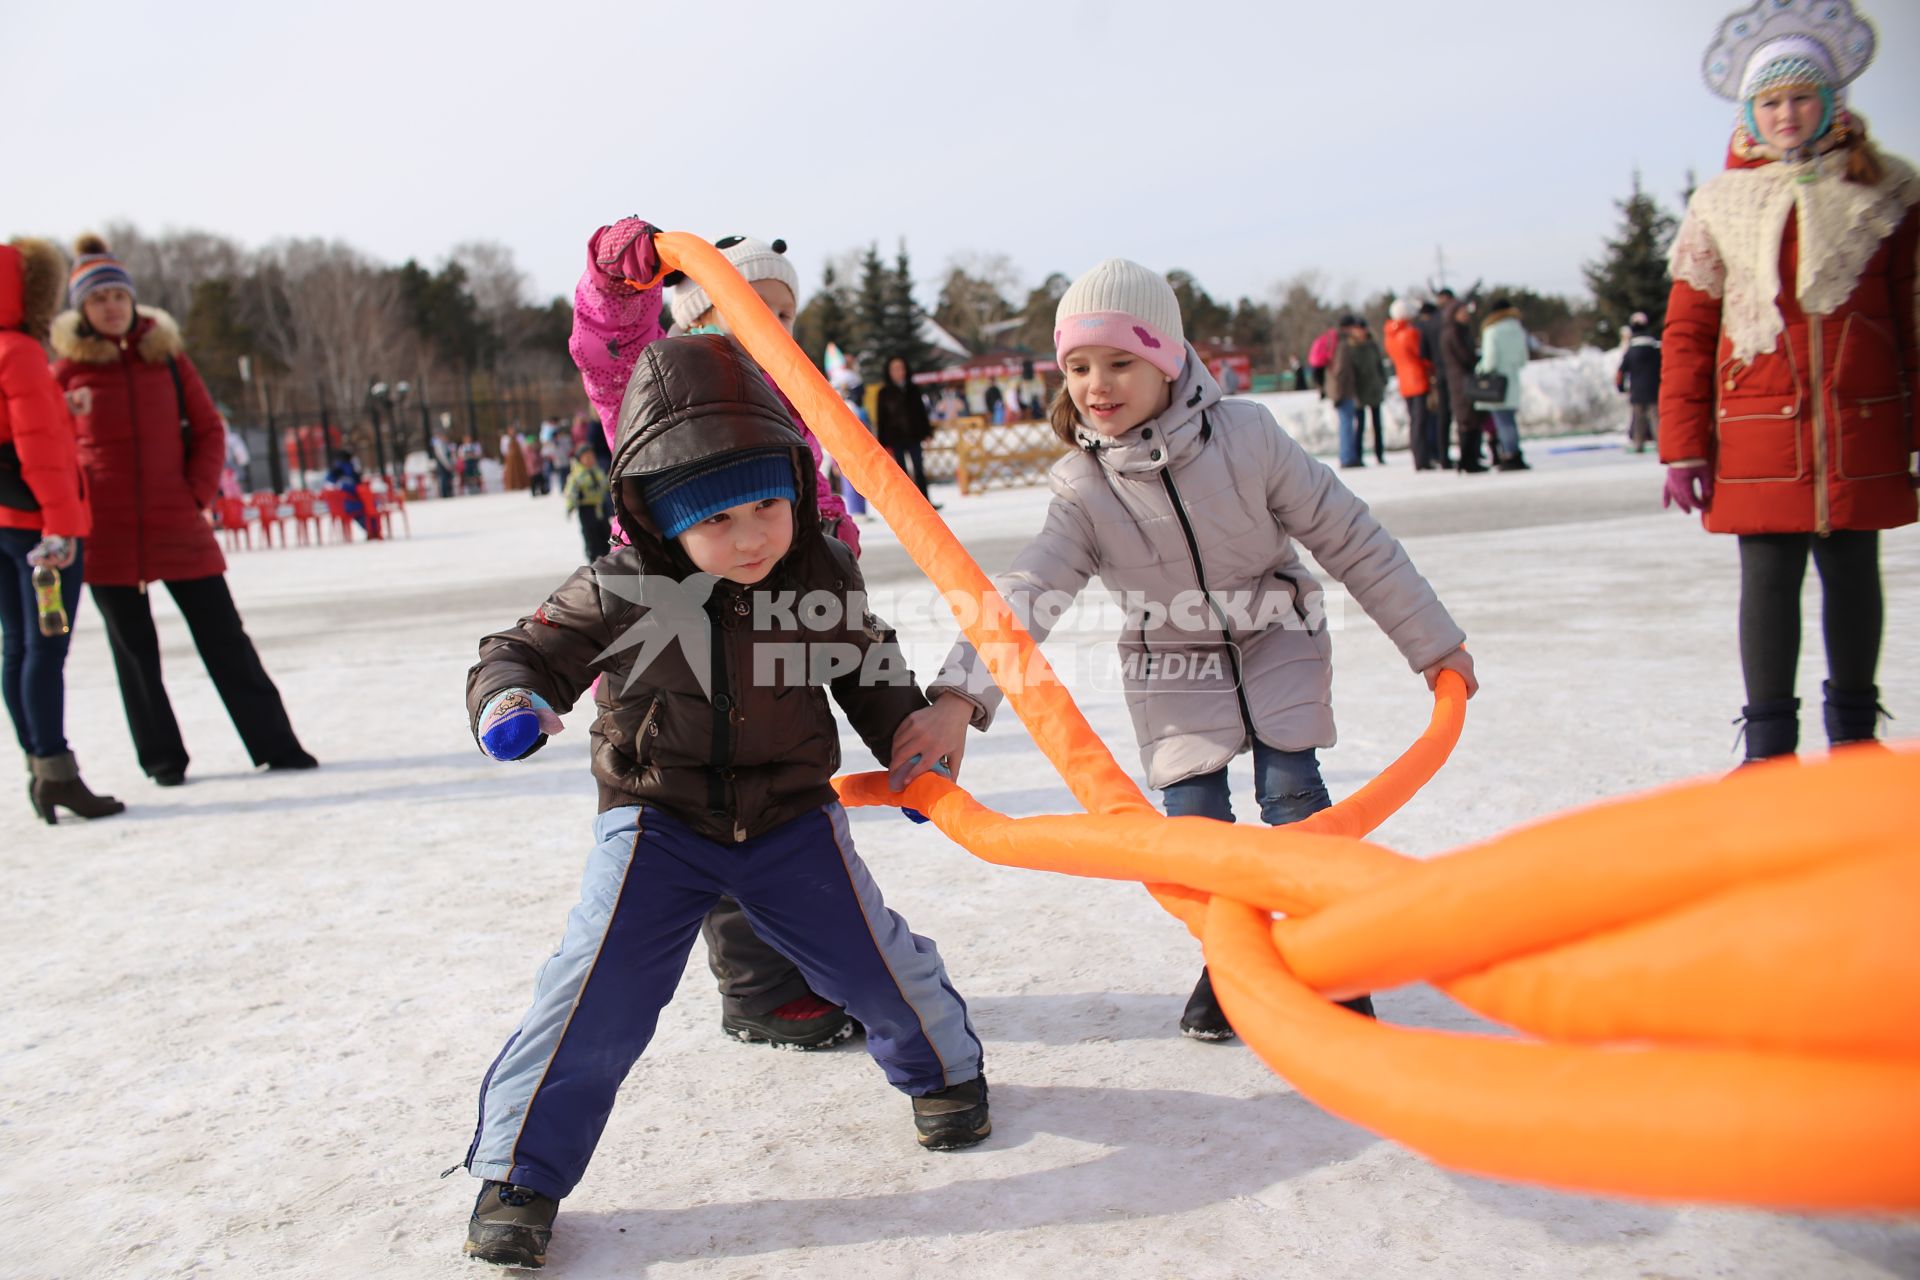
67, 233, 135, 309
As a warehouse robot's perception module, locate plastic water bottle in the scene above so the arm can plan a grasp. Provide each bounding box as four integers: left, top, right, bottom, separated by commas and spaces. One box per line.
33, 564, 68, 637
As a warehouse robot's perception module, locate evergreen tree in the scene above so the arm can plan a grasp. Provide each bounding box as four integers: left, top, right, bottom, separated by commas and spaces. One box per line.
1010, 273, 1071, 353
882, 242, 933, 372
1583, 171, 1678, 342
794, 263, 853, 368
1166, 270, 1231, 346
851, 243, 891, 372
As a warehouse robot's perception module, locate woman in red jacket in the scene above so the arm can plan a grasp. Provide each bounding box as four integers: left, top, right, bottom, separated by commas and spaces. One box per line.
52, 236, 314, 786
1385, 300, 1441, 470
0, 237, 123, 821
1659, 0, 1917, 762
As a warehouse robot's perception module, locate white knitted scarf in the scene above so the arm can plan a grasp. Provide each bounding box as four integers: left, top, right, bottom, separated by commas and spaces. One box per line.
1669, 147, 1919, 362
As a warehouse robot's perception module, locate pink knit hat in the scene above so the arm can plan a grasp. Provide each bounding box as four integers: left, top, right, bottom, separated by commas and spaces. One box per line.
1053, 259, 1186, 381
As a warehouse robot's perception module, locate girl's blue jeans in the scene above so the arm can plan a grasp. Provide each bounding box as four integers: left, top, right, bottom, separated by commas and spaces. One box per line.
1160, 742, 1331, 826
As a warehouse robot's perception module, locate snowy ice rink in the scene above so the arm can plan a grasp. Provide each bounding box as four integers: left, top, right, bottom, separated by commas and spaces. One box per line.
9, 433, 1920, 1279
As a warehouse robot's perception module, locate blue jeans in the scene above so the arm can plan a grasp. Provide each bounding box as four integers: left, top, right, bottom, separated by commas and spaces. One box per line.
0, 529, 83, 758
1161, 742, 1331, 826
1489, 408, 1520, 459
1335, 399, 1361, 467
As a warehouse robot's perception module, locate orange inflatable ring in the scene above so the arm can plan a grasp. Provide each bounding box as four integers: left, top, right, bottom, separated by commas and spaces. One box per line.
641, 233, 1920, 1211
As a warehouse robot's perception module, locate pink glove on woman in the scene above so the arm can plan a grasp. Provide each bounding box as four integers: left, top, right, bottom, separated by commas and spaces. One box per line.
1661, 464, 1714, 514
589, 217, 662, 291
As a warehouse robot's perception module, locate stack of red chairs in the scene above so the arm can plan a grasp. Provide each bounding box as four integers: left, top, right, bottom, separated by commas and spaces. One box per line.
370, 480, 411, 538
249, 490, 292, 547
214, 496, 255, 550
284, 490, 322, 545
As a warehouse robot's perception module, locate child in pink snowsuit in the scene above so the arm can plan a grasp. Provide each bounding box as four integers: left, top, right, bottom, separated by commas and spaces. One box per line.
565, 218, 861, 1050
569, 219, 857, 553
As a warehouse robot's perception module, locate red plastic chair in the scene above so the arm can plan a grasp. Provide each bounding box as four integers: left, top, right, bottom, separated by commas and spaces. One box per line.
323, 487, 384, 541
285, 490, 322, 546
215, 496, 253, 550
249, 492, 290, 547
375, 485, 411, 537
319, 489, 354, 542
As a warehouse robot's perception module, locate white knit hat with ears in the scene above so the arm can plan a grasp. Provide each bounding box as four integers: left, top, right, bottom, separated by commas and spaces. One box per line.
669, 235, 801, 331
1053, 258, 1186, 381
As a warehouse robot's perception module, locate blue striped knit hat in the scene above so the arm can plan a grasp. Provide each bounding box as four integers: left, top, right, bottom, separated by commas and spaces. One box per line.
67, 233, 135, 309
638, 448, 797, 539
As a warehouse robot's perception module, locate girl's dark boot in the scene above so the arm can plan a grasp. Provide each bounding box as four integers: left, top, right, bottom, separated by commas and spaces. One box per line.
28, 752, 126, 825
1736, 697, 1800, 764
1823, 681, 1888, 747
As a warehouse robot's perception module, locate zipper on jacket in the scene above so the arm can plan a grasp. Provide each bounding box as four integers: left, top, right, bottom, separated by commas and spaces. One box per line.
1156, 454, 1257, 740
706, 602, 743, 840
1809, 314, 1830, 535
123, 353, 149, 591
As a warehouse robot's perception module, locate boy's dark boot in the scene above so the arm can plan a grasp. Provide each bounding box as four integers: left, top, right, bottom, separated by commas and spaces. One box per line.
1823, 681, 1888, 747
1180, 967, 1235, 1041
913, 1074, 991, 1150
1183, 967, 1375, 1042
27, 752, 125, 825
722, 994, 854, 1050
1736, 697, 1800, 764
465, 1181, 558, 1269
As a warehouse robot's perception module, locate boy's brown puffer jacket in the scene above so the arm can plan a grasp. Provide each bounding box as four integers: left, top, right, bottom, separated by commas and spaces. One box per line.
467, 334, 926, 841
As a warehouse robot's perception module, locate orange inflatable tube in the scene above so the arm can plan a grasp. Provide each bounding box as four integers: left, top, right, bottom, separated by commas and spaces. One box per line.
645, 233, 1920, 1211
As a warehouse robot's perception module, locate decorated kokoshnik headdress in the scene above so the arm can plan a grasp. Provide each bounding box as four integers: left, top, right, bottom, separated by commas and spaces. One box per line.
1703, 0, 1877, 149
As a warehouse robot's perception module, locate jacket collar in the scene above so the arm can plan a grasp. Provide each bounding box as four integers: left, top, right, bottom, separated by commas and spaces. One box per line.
1071, 342, 1220, 476
49, 306, 184, 365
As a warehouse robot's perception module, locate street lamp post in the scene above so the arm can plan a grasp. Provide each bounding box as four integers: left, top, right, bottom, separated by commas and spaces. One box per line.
367, 380, 392, 481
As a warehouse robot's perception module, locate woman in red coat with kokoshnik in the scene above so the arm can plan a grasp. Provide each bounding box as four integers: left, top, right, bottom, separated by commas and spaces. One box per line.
51, 234, 316, 786
1659, 0, 1918, 763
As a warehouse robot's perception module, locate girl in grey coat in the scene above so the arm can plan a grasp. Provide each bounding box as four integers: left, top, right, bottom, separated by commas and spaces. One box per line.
894, 259, 1478, 1040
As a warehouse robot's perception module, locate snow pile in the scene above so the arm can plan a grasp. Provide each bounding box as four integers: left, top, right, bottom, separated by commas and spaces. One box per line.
1241, 349, 1630, 456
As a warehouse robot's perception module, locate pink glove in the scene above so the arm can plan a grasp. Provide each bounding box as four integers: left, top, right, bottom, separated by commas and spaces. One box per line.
589, 218, 662, 292
1661, 464, 1714, 514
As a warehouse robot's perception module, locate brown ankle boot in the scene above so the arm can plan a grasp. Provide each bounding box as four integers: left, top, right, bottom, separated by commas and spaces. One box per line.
28, 752, 126, 825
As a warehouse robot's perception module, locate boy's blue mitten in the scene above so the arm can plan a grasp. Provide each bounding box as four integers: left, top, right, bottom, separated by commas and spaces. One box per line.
898, 755, 953, 824
478, 689, 565, 762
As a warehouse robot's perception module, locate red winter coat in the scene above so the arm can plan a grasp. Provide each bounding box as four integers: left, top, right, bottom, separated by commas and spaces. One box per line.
1660, 145, 1920, 535
1383, 317, 1431, 398
51, 308, 226, 585
0, 241, 90, 539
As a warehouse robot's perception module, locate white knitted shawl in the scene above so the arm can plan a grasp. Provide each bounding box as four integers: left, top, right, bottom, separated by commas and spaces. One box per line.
1669, 149, 1920, 362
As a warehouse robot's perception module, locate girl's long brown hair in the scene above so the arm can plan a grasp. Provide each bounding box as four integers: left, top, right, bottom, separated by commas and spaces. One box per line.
1048, 384, 1084, 448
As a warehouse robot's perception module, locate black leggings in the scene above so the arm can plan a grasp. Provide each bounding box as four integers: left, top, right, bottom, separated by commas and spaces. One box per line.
1737, 531, 1882, 704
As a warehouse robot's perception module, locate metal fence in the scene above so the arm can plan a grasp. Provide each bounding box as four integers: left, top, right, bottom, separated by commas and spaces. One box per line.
216, 379, 589, 493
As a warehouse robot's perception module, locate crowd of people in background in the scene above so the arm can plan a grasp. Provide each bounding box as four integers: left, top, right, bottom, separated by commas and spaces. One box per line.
1304, 287, 1543, 474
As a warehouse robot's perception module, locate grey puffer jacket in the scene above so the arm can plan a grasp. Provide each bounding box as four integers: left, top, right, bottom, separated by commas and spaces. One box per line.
929, 346, 1465, 791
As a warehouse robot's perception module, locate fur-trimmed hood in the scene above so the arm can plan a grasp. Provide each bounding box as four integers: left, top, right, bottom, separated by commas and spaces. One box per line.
1, 238, 67, 339
50, 305, 185, 365
1478, 306, 1522, 332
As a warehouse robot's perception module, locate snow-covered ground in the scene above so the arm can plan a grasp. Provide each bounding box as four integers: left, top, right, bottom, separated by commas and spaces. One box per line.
8, 429, 1919, 1279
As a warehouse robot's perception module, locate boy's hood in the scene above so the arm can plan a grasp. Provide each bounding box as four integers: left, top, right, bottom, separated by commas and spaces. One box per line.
609, 332, 819, 566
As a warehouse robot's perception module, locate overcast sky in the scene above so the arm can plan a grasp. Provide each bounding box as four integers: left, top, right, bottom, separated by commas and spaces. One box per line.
10, 0, 1918, 312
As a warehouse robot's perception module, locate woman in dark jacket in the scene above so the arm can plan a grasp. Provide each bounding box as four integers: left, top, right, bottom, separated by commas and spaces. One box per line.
0, 236, 122, 821
1439, 299, 1489, 473
51, 235, 315, 786
874, 356, 935, 501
